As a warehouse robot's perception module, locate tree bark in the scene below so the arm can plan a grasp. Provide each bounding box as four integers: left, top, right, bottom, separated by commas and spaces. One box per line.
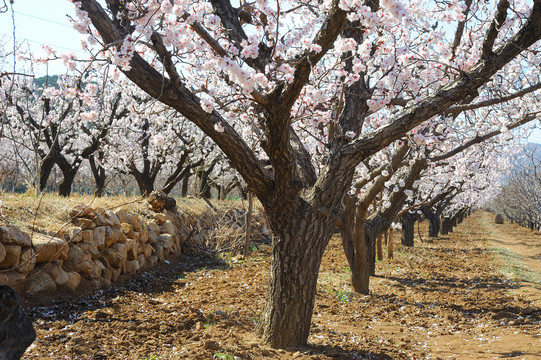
427, 210, 441, 237
376, 233, 383, 261
181, 172, 190, 197
89, 154, 106, 197
401, 212, 416, 246
0, 286, 36, 360
257, 203, 337, 347
58, 169, 77, 197
441, 216, 453, 235
387, 228, 394, 259
39, 156, 55, 192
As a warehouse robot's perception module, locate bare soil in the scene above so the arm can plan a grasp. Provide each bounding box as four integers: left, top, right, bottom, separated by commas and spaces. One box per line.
22, 212, 541, 359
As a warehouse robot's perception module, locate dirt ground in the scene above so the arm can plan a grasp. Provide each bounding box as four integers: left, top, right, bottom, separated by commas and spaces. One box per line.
21, 212, 541, 360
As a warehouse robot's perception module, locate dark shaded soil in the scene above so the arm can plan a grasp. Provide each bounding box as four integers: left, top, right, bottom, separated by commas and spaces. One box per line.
22, 212, 541, 359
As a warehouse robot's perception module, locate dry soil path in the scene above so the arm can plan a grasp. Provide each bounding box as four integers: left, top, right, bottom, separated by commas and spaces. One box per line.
21, 211, 541, 360
478, 211, 541, 307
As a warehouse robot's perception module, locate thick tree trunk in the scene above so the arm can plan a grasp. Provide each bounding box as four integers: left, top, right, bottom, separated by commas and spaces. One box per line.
39, 156, 55, 192
58, 169, 77, 197
441, 216, 452, 235
133, 172, 154, 196
0, 286, 36, 360
401, 213, 416, 246
427, 212, 440, 237
257, 204, 336, 347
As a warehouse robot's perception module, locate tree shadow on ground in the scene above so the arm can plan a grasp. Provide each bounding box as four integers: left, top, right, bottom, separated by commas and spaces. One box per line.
26, 251, 229, 322
286, 344, 395, 360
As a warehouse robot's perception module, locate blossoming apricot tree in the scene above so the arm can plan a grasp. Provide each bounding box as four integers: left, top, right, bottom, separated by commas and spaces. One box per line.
72, 0, 541, 347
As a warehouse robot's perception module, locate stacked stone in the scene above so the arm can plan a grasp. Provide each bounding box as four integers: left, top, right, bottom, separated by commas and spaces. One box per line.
0, 204, 192, 296
0, 201, 271, 297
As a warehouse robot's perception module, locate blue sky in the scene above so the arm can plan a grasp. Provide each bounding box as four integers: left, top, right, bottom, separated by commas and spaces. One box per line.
1, 0, 541, 144
0, 0, 84, 75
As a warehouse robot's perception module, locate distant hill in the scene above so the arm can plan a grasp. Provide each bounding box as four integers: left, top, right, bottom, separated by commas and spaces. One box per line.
510, 142, 541, 175
34, 75, 59, 89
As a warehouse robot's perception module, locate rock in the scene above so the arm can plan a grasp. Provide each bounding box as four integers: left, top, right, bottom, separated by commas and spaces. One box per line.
32, 233, 69, 263
126, 239, 138, 260
68, 204, 96, 219
102, 247, 124, 268
120, 222, 134, 239
131, 231, 140, 242
114, 209, 131, 224
72, 217, 95, 230
0, 243, 6, 264
111, 267, 121, 282
139, 230, 149, 244
16, 248, 36, 274
148, 229, 159, 245
93, 226, 112, 250
89, 279, 102, 289
158, 234, 174, 249
137, 254, 145, 269
102, 268, 113, 282
105, 210, 121, 228
78, 242, 100, 260
64, 245, 86, 272
0, 245, 21, 269
143, 243, 154, 258
94, 213, 112, 227
64, 226, 84, 242
43, 262, 69, 286
4, 271, 24, 288
131, 217, 143, 233
111, 242, 128, 260
154, 244, 165, 262
81, 229, 93, 243
63, 271, 81, 291
154, 213, 168, 225
161, 220, 176, 236
495, 214, 504, 224
147, 255, 158, 268
123, 259, 140, 275
147, 222, 160, 234
0, 225, 31, 247
92, 260, 106, 279
0, 285, 36, 360
25, 271, 56, 295
105, 227, 126, 247
115, 227, 127, 244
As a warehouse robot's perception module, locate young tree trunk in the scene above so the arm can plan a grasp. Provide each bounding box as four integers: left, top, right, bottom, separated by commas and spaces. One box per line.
337, 196, 369, 294
181, 173, 190, 197
257, 204, 337, 347
89, 154, 106, 197
376, 233, 383, 261
387, 228, 394, 259
401, 212, 416, 246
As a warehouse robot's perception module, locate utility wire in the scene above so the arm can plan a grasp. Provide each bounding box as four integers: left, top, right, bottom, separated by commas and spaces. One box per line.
12, 10, 73, 28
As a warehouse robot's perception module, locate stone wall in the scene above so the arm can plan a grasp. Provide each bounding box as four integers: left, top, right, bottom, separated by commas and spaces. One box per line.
0, 202, 269, 297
